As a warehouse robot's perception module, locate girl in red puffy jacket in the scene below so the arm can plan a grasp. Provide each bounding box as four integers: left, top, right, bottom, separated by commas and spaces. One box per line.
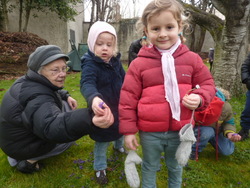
119, 0, 216, 187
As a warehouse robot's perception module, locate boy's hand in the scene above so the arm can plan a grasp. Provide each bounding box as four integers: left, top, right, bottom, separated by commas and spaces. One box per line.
227, 133, 241, 142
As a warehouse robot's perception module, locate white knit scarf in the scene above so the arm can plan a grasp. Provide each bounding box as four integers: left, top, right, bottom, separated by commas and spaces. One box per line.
157, 39, 181, 121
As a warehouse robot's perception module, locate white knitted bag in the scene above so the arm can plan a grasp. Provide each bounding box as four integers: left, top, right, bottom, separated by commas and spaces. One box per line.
125, 150, 142, 188
175, 122, 197, 166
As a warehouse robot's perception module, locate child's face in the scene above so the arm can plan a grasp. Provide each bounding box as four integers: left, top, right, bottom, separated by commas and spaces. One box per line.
145, 10, 181, 50
94, 32, 115, 62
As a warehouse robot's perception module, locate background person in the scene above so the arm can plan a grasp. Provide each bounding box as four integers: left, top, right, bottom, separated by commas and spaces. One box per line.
0, 45, 113, 174
208, 47, 214, 72
128, 38, 142, 66
191, 88, 241, 160
239, 53, 250, 140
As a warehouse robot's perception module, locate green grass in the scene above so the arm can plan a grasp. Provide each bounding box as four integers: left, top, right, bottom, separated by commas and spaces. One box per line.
0, 70, 250, 188
0, 79, 16, 100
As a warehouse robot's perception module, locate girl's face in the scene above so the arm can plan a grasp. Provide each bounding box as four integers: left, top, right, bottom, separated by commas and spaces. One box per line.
94, 32, 115, 62
145, 10, 181, 50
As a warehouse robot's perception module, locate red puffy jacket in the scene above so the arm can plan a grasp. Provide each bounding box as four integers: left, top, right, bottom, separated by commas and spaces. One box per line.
119, 44, 216, 135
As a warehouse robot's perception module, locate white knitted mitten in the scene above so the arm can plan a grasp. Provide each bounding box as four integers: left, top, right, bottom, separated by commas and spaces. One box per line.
175, 123, 196, 166
125, 150, 142, 188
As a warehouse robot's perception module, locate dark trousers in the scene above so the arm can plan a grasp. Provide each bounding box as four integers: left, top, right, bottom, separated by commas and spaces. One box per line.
240, 90, 250, 130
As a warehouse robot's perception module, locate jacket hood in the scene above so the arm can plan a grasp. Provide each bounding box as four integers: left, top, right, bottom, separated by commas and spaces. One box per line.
87, 21, 117, 53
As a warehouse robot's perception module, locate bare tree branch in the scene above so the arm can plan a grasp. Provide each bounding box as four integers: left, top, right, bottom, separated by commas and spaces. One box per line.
181, 2, 224, 42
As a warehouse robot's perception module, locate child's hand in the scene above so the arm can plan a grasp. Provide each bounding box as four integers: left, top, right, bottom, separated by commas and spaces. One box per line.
227, 133, 242, 142
67, 96, 77, 110
92, 107, 114, 128
125, 135, 139, 150
92, 97, 108, 116
182, 93, 201, 110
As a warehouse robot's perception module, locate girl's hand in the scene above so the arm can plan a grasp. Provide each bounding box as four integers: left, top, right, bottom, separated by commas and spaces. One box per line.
227, 133, 241, 142
182, 93, 201, 110
92, 97, 108, 116
67, 96, 77, 110
125, 135, 140, 150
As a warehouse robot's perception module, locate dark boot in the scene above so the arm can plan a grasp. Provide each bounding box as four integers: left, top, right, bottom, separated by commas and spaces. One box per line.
16, 160, 41, 174
189, 150, 197, 160
113, 146, 128, 154
96, 170, 108, 185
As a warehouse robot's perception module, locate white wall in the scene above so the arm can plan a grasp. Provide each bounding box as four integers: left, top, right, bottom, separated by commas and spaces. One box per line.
7, 1, 84, 54
67, 3, 85, 52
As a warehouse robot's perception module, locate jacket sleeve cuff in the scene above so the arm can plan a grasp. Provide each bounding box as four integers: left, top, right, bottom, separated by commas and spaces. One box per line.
195, 95, 205, 111
224, 130, 235, 137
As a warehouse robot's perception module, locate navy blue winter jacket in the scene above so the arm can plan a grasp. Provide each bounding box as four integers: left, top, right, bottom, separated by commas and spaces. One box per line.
80, 50, 125, 142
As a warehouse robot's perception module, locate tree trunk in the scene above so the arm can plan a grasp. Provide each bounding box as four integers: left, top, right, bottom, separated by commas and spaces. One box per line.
181, 0, 250, 97
22, 0, 33, 32
188, 23, 196, 52
194, 0, 209, 52
189, 24, 206, 53
195, 27, 206, 52
18, 0, 23, 32
212, 2, 250, 96
88, 0, 95, 31
0, 0, 9, 31
95, 0, 100, 20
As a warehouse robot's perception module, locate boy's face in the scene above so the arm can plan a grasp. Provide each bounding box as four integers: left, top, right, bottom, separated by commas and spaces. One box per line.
94, 32, 115, 62
145, 10, 181, 50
